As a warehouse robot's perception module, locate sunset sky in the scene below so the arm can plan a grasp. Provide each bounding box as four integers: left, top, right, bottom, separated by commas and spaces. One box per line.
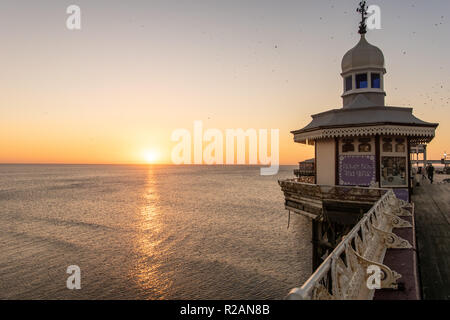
1, 0, 449, 165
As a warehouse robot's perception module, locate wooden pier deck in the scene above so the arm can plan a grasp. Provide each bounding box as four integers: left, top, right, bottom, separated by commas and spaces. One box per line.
413, 178, 450, 300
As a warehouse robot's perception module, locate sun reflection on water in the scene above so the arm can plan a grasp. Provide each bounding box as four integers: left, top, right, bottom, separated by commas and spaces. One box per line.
130, 166, 172, 299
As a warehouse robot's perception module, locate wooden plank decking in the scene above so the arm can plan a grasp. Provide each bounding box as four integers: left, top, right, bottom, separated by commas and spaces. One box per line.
413, 179, 450, 300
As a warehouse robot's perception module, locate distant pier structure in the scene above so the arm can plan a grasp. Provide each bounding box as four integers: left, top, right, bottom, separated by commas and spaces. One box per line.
293, 159, 315, 183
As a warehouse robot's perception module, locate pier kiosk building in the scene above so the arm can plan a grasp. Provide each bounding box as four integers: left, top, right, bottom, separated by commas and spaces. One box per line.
292, 31, 438, 202
279, 2, 439, 300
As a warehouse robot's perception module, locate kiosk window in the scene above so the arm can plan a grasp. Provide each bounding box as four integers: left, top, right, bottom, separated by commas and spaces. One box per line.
356, 73, 368, 89
381, 157, 407, 186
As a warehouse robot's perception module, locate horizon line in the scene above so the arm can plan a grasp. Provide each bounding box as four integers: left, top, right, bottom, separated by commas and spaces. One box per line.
0, 162, 299, 166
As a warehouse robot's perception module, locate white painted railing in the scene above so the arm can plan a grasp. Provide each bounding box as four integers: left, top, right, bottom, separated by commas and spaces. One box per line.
284, 186, 413, 300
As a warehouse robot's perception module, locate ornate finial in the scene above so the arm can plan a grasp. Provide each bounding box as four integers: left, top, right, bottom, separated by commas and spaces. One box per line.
357, 1, 368, 34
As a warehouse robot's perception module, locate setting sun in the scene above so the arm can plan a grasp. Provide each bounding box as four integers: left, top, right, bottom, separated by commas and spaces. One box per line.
143, 150, 160, 164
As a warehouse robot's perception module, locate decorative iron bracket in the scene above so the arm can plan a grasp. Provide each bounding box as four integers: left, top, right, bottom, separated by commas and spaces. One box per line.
351, 246, 402, 290
373, 226, 413, 249
388, 206, 412, 217
387, 197, 413, 217
383, 213, 413, 229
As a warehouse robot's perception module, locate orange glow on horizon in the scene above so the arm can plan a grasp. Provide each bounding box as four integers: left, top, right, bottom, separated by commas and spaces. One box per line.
0, 2, 448, 166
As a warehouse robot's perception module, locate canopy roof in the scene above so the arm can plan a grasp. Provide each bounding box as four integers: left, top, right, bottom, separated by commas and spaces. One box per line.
292, 95, 438, 145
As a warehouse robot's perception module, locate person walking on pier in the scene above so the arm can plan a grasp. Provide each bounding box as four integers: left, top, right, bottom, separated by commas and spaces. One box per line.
426, 163, 435, 184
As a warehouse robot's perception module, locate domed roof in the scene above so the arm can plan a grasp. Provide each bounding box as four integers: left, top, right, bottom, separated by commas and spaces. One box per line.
341, 35, 385, 74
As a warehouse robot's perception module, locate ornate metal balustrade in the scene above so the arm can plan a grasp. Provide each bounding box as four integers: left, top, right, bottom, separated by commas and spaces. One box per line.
279, 180, 413, 300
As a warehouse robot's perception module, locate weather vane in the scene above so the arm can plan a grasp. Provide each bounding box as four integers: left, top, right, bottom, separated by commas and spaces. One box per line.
357, 1, 368, 34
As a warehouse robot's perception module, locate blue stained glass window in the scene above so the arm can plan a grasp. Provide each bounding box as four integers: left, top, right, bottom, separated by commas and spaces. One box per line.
345, 76, 352, 91
356, 73, 368, 89
371, 73, 381, 88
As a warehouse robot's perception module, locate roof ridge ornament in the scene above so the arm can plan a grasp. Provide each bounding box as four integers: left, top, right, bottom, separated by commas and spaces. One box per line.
357, 1, 369, 35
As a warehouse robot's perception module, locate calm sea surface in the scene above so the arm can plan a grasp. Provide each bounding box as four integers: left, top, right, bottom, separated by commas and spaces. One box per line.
0, 165, 311, 299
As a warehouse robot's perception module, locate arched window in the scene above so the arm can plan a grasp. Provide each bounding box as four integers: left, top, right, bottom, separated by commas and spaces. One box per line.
342, 139, 355, 152
395, 138, 406, 153
358, 138, 371, 152
382, 138, 393, 152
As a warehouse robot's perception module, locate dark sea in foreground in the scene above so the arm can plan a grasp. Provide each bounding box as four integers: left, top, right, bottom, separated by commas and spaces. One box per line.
0, 164, 311, 299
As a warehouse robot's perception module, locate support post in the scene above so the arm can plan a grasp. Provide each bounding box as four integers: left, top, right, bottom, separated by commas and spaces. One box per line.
375, 134, 381, 186
335, 138, 339, 185
407, 137, 412, 201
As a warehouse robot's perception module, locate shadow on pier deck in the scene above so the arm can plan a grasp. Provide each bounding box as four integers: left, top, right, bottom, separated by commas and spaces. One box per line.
413, 180, 450, 300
